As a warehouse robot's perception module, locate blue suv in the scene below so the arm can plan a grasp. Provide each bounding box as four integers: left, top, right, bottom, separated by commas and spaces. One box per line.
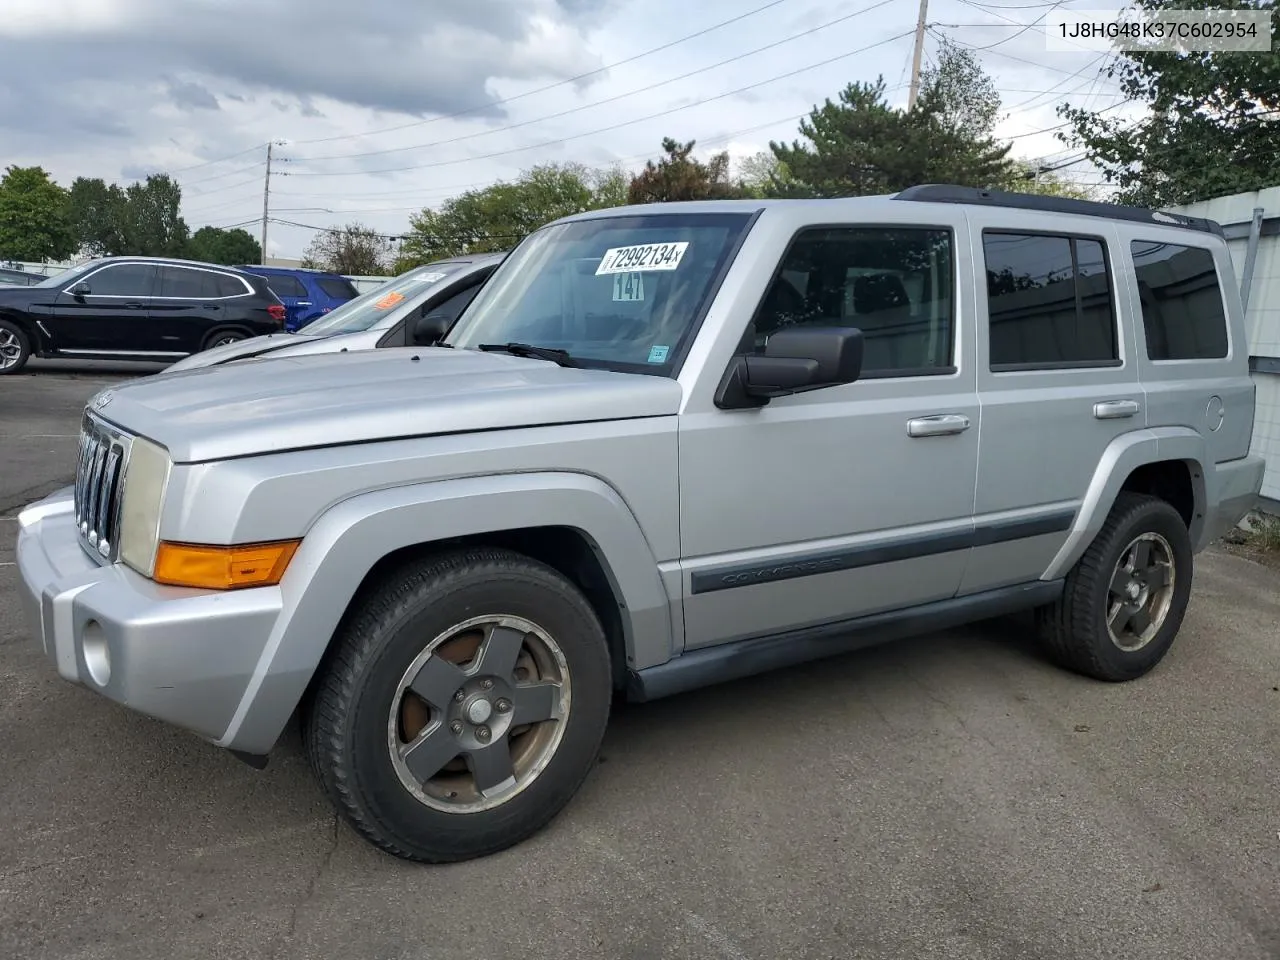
236, 265, 359, 331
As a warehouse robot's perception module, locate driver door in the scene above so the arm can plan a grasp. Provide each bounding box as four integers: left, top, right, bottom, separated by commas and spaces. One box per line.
49, 262, 158, 351
678, 221, 981, 649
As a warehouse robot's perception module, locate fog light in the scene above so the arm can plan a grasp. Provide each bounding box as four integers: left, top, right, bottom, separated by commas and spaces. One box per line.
82, 620, 111, 686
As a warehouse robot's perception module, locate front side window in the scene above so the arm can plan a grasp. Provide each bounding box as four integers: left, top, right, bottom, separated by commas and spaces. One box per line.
752, 226, 955, 377
983, 231, 1119, 369
267, 274, 308, 298
446, 213, 753, 374
84, 264, 157, 298
1131, 240, 1229, 360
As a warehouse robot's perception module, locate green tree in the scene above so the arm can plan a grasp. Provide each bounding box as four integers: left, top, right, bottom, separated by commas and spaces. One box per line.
66, 177, 127, 257
398, 162, 622, 267
302, 222, 391, 275
766, 42, 1014, 198
186, 225, 262, 265
736, 151, 791, 198
0, 166, 75, 262
118, 174, 189, 257
627, 137, 749, 203
1058, 0, 1280, 206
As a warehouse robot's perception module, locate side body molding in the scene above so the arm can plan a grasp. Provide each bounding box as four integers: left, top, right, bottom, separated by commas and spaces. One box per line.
1041, 427, 1207, 581
217, 471, 673, 755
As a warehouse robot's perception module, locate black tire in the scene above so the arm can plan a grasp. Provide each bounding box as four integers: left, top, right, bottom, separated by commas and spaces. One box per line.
304, 547, 613, 863
1037, 492, 1193, 681
201, 328, 248, 351
0, 318, 31, 374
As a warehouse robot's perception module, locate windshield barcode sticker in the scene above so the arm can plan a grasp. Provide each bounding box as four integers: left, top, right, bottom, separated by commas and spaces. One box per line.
596, 241, 689, 275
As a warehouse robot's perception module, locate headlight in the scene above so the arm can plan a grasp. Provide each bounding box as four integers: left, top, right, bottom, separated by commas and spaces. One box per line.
118, 437, 172, 576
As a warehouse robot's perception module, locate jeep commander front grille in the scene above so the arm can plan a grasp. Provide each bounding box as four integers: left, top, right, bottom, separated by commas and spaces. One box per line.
74, 415, 131, 562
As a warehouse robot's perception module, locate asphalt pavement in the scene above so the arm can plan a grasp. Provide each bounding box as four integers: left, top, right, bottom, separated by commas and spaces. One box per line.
1, 363, 1278, 960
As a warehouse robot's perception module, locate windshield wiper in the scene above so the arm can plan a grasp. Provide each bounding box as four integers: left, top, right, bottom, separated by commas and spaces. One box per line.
477, 342, 576, 367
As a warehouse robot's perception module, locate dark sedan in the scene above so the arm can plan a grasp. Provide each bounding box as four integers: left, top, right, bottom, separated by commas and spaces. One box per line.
0, 256, 287, 374
0, 267, 47, 286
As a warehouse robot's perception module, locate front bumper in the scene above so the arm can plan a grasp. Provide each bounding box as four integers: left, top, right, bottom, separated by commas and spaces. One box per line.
16, 488, 282, 747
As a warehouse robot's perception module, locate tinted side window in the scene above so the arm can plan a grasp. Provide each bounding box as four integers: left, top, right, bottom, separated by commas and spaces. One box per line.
85, 264, 156, 297
215, 273, 248, 297
1131, 241, 1229, 360
753, 226, 955, 377
317, 276, 358, 300
267, 274, 308, 298
984, 232, 1118, 369
430, 282, 483, 322
157, 266, 215, 298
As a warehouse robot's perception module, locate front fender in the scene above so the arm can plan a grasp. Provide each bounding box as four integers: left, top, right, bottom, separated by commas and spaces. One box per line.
1041, 427, 1207, 581
217, 471, 673, 754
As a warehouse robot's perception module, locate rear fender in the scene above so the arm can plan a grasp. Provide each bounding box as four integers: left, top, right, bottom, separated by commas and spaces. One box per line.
1042, 427, 1207, 581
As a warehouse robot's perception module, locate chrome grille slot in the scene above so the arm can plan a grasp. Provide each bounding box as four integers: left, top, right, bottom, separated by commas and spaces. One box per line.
74, 415, 132, 561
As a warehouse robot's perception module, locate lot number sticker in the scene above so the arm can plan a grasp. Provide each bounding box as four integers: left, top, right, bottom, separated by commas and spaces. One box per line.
612, 272, 645, 302
596, 241, 689, 275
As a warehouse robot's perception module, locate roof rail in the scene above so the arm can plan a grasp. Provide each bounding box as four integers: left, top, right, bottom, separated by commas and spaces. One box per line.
894, 184, 1225, 238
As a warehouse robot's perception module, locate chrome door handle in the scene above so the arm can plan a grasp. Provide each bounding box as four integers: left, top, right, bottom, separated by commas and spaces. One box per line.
1093, 399, 1140, 420
907, 414, 971, 438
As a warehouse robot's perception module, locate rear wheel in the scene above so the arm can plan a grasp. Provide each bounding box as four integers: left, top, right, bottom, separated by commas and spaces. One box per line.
1038, 492, 1192, 681
0, 319, 31, 374
202, 328, 247, 350
304, 547, 612, 862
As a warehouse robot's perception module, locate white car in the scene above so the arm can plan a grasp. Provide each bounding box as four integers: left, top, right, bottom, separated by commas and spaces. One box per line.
166, 253, 505, 371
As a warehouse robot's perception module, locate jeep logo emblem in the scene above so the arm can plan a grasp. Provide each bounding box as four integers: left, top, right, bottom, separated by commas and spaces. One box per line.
93, 392, 113, 409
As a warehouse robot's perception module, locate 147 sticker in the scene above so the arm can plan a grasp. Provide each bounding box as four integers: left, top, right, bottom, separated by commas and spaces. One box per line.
596, 241, 689, 275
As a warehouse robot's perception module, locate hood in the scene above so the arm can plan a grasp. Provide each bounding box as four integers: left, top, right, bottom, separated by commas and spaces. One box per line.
90, 346, 682, 463
165, 332, 326, 371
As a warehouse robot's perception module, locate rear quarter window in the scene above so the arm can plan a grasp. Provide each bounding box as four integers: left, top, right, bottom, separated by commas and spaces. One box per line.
1130, 240, 1229, 360
316, 277, 359, 300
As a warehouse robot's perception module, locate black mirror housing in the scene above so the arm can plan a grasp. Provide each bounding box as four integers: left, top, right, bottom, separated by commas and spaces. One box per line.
714, 325, 863, 409
412, 312, 453, 345
70, 281, 91, 297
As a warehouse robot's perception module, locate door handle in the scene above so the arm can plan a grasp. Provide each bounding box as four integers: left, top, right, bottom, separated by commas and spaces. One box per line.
907, 414, 971, 438
124, 301, 145, 309
296, 301, 311, 306
1093, 399, 1140, 420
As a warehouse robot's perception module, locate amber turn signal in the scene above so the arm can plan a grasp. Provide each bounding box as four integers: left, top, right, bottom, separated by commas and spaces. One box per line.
153, 539, 301, 590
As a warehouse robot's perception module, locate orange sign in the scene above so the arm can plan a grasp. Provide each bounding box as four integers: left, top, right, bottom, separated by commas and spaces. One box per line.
375, 291, 406, 310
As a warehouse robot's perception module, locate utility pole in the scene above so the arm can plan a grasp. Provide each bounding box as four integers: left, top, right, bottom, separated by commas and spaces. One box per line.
907, 0, 929, 111
261, 141, 274, 265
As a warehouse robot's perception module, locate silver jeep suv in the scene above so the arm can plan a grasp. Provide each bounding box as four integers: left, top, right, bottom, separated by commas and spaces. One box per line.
16, 186, 1264, 863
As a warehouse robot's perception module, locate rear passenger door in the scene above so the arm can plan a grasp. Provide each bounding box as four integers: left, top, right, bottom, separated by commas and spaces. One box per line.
150, 265, 245, 353
678, 220, 981, 649
262, 273, 310, 329
962, 217, 1140, 595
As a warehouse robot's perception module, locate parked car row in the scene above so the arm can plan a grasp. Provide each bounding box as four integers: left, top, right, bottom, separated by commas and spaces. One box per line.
0, 253, 505, 374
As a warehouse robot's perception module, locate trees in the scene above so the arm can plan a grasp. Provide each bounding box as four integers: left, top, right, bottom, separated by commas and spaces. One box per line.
0, 166, 76, 262
1008, 162, 1098, 200
766, 43, 1014, 198
398, 162, 624, 267
66, 177, 127, 257
302, 222, 392, 275
187, 226, 262, 265
118, 174, 189, 258
626, 137, 748, 203
1058, 0, 1280, 206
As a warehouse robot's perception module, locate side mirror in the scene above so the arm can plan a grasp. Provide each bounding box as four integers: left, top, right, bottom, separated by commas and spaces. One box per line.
411, 311, 453, 345
715, 326, 863, 409
70, 281, 91, 297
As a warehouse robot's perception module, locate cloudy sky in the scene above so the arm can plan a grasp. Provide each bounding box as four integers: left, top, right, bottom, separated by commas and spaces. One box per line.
1, 0, 1135, 261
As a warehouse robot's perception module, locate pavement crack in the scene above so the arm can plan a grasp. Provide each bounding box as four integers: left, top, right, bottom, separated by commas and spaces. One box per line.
0, 475, 75, 517
902, 664, 998, 751
279, 815, 339, 953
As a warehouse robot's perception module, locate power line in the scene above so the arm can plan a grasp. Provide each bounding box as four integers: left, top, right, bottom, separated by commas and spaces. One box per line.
950, 0, 1065, 52
284, 29, 916, 179
291, 0, 899, 164
287, 0, 795, 147
165, 143, 268, 176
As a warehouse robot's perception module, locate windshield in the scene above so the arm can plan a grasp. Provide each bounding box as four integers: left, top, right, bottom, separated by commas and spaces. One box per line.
446, 212, 753, 374
33, 260, 103, 289
296, 263, 464, 335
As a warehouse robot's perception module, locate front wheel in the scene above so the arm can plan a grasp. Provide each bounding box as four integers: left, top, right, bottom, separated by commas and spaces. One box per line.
0, 319, 31, 374
304, 547, 612, 862
1038, 492, 1193, 681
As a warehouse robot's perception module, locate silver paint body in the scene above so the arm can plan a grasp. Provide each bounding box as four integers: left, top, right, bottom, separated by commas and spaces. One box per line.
17, 197, 1265, 755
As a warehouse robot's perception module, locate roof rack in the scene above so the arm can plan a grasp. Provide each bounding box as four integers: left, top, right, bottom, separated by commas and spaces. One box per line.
894, 184, 1225, 238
